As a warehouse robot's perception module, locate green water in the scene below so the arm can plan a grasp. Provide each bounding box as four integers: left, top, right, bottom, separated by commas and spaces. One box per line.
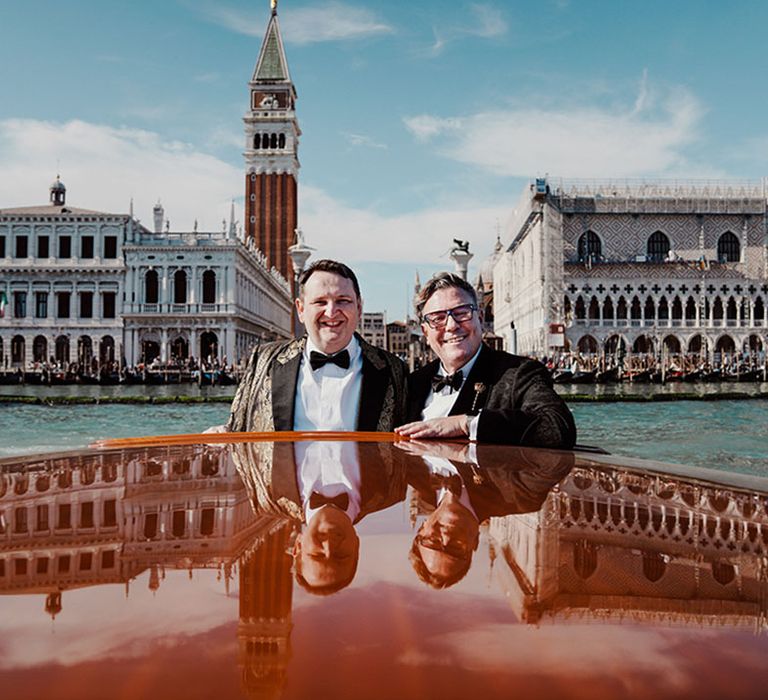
3, 398, 767, 477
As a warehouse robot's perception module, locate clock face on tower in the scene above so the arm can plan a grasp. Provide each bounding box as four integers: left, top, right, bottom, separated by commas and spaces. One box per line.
251, 91, 291, 111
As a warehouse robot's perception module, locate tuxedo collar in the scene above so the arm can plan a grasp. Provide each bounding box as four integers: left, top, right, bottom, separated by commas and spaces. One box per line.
357, 334, 389, 431
271, 337, 305, 431
449, 343, 493, 416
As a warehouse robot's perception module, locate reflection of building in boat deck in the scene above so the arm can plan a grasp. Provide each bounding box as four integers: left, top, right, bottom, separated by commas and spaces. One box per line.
0, 447, 267, 606
0, 445, 297, 699
488, 463, 768, 627
493, 179, 768, 362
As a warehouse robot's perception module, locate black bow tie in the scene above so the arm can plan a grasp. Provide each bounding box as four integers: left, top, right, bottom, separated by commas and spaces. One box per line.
309, 349, 350, 371
432, 370, 463, 393
309, 491, 350, 511
429, 473, 463, 496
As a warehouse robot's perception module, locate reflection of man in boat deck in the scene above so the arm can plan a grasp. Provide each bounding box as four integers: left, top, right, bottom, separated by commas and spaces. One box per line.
232, 440, 406, 594
395, 272, 576, 447
402, 442, 573, 588
226, 259, 407, 433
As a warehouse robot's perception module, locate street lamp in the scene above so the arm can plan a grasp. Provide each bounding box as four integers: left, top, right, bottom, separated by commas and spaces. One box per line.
288, 228, 314, 338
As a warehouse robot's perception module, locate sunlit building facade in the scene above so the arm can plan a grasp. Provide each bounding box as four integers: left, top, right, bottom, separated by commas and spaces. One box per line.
493, 178, 768, 362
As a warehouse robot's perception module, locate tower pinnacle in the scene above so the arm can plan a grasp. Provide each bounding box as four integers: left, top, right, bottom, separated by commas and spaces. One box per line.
243, 2, 300, 282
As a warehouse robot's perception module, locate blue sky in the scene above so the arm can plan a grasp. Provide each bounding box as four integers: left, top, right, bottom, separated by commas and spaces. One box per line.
2, 0, 768, 320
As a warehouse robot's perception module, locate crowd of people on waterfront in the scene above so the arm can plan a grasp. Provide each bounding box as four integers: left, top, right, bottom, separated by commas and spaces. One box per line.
540, 350, 768, 383
0, 355, 242, 385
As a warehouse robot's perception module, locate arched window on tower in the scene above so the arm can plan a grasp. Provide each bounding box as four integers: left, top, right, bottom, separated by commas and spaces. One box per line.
174, 270, 187, 304
202, 270, 216, 304
145, 269, 159, 304
270, 133, 278, 149
647, 231, 671, 262
262, 133, 270, 149
577, 230, 602, 263
278, 133, 286, 149
253, 134, 261, 149
717, 231, 740, 262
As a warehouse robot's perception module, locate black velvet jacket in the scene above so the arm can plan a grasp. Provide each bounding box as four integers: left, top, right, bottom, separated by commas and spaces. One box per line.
407, 344, 576, 449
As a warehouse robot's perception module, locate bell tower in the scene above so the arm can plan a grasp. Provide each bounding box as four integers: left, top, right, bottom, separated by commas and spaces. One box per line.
244, 0, 300, 283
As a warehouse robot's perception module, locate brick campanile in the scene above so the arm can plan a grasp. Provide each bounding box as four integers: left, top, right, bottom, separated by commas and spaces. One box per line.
243, 2, 300, 283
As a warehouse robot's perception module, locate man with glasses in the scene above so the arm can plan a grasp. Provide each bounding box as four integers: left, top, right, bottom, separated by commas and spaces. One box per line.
395, 272, 576, 448
402, 440, 575, 589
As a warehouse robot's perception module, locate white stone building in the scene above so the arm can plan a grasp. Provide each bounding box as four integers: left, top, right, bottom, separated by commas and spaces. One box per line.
0, 181, 292, 371
122, 201, 291, 367
360, 311, 387, 350
493, 178, 768, 362
0, 178, 126, 371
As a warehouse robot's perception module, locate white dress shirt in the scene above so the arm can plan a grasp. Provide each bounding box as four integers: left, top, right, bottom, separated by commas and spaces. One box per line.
293, 336, 363, 431
421, 346, 482, 439
296, 441, 362, 523
421, 456, 478, 519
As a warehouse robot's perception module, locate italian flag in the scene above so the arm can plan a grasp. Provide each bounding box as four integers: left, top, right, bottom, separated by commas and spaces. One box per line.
0, 291, 6, 318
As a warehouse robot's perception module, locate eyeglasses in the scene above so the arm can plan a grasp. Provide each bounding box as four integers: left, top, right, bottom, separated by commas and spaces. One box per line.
422, 303, 477, 329
415, 532, 471, 560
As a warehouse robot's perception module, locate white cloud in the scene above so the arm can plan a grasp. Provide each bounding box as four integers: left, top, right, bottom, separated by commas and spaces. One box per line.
0, 118, 241, 232
403, 115, 462, 142
343, 132, 388, 149
300, 185, 506, 264
404, 84, 707, 178
0, 118, 503, 265
427, 3, 508, 56
204, 2, 393, 44
468, 3, 508, 38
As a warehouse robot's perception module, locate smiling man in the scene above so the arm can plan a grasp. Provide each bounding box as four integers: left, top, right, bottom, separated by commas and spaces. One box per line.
228, 259, 407, 433
395, 272, 576, 448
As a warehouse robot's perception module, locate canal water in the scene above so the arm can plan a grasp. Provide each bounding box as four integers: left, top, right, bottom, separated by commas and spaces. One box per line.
2, 385, 767, 476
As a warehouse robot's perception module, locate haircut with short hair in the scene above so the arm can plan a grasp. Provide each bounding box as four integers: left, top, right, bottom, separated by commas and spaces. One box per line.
298, 259, 361, 300
415, 272, 477, 319
408, 535, 472, 590
293, 550, 358, 596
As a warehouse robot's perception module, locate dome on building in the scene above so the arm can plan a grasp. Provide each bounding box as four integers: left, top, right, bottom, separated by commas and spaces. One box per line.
49, 176, 66, 205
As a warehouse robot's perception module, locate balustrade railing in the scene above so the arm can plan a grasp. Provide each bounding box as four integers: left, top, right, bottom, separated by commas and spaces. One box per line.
128, 303, 231, 314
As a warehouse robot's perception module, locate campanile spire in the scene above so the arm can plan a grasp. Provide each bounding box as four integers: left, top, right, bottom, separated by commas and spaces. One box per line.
243, 1, 300, 282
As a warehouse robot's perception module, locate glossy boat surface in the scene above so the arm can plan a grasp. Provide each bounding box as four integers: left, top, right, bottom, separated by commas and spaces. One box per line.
1, 435, 767, 699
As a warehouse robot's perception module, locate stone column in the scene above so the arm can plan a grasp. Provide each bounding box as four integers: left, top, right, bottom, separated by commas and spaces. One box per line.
161, 267, 168, 307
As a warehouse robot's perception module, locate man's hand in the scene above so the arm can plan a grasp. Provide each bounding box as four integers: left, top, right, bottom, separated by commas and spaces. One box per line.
203, 424, 230, 434
394, 415, 469, 439
395, 439, 470, 462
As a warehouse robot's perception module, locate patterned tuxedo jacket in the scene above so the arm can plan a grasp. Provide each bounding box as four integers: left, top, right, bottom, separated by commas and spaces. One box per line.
227, 334, 407, 433
231, 441, 408, 524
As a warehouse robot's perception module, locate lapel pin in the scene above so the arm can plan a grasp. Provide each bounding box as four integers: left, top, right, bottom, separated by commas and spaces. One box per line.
470, 382, 487, 414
